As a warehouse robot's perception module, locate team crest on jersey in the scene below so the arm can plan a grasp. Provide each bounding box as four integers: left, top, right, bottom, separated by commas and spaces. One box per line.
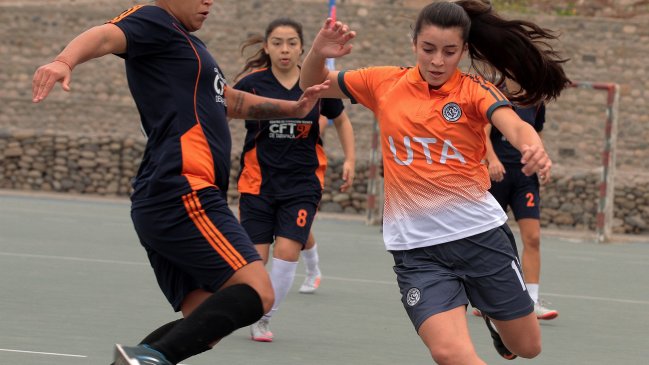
406, 287, 421, 306
442, 102, 462, 122
213, 68, 226, 105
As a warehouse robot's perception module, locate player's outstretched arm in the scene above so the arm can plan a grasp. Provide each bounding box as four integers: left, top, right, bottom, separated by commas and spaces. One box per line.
300, 18, 355, 99
32, 24, 126, 103
491, 107, 551, 178
225, 80, 330, 120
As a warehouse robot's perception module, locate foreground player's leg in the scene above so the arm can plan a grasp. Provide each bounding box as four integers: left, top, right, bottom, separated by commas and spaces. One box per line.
116, 261, 272, 364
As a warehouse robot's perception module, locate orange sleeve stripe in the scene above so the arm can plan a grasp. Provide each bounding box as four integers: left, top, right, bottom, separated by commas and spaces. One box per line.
108, 5, 145, 24
182, 192, 247, 270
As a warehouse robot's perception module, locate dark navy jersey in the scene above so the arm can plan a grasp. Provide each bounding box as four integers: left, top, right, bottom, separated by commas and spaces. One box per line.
109, 5, 231, 206
490, 103, 545, 165
233, 68, 344, 198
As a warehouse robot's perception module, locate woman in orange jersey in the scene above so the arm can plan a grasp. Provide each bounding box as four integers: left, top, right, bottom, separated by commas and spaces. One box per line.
31, 1, 330, 364
300, 1, 570, 363
232, 18, 355, 342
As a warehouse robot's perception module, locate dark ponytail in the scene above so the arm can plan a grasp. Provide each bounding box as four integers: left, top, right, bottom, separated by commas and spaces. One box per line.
414, 1, 571, 105
235, 18, 305, 82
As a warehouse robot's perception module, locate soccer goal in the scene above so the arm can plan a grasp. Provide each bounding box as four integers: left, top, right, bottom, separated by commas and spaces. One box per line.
568, 82, 620, 242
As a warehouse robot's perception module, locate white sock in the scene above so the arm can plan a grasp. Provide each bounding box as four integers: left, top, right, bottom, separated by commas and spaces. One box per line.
526, 283, 539, 303
300, 243, 321, 276
266, 258, 298, 318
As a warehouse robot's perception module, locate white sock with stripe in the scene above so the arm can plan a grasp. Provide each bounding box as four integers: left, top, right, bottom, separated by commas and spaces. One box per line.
266, 258, 298, 318
300, 244, 321, 276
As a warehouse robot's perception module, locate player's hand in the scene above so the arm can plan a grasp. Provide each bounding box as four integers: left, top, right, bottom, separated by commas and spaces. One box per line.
520, 144, 552, 177
488, 159, 506, 182
32, 60, 72, 103
312, 18, 356, 59
538, 165, 552, 185
293, 80, 331, 118
339, 160, 355, 192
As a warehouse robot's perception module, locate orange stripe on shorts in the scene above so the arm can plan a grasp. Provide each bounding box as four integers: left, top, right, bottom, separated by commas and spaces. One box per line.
182, 192, 247, 270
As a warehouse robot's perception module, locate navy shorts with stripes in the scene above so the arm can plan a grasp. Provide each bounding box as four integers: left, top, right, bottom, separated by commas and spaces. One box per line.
391, 224, 533, 332
239, 192, 321, 245
131, 187, 261, 312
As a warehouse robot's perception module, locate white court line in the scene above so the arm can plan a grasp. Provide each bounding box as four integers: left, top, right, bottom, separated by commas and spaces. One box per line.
0, 348, 191, 364
0, 252, 147, 266
0, 348, 86, 358
319, 275, 649, 305
541, 292, 649, 305
556, 255, 599, 262
2, 251, 648, 306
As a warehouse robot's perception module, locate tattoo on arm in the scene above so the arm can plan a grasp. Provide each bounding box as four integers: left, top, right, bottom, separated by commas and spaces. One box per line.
233, 93, 245, 116
248, 102, 282, 119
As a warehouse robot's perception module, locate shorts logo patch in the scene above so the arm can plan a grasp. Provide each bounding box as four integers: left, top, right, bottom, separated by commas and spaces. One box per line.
406, 287, 421, 306
442, 102, 462, 122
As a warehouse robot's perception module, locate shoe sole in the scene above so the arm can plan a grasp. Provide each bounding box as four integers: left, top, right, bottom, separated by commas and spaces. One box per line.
113, 344, 136, 365
251, 336, 273, 342
537, 311, 559, 320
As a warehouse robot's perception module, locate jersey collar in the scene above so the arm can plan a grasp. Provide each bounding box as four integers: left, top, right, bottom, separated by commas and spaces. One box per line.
407, 66, 462, 95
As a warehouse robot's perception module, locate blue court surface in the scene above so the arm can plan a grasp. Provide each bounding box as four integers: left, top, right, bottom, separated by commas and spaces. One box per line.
1, 191, 648, 364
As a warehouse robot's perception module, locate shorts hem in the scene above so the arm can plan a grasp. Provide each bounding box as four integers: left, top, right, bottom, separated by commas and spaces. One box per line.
412, 301, 469, 332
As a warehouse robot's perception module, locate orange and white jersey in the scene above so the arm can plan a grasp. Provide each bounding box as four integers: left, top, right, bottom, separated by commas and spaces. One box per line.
339, 66, 510, 250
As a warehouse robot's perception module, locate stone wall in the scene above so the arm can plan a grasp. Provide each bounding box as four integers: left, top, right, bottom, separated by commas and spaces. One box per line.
3, 127, 649, 233
2, 0, 649, 234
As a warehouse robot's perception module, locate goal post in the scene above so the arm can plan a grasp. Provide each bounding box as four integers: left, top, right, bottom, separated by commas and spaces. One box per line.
568, 82, 620, 243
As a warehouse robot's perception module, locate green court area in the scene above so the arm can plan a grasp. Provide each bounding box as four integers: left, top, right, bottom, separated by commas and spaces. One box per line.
1, 192, 648, 364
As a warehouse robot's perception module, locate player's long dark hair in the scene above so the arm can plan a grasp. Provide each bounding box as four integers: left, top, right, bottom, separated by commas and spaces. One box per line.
413, 1, 571, 105
235, 18, 305, 81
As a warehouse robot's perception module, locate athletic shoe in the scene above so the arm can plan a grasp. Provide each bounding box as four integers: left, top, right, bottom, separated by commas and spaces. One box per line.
113, 344, 172, 365
299, 273, 321, 294
250, 317, 273, 342
481, 314, 517, 360
472, 308, 482, 317
534, 300, 559, 320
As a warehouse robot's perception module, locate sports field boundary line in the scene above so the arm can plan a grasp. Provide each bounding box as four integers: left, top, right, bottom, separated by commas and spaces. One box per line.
0, 348, 86, 358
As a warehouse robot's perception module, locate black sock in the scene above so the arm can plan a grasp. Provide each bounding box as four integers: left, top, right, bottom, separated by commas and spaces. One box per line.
149, 284, 263, 364
139, 319, 183, 345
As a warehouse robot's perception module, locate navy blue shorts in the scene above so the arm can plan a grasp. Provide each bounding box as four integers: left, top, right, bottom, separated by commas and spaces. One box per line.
391, 224, 533, 331
238, 192, 321, 245
131, 187, 261, 312
489, 165, 540, 220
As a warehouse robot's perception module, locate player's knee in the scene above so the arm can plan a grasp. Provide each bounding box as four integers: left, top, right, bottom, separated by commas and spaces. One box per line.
523, 233, 541, 249
428, 341, 477, 365
515, 340, 541, 359
428, 342, 475, 365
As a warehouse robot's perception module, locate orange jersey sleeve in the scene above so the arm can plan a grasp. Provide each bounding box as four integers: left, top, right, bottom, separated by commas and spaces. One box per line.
338, 66, 407, 112
465, 75, 511, 125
